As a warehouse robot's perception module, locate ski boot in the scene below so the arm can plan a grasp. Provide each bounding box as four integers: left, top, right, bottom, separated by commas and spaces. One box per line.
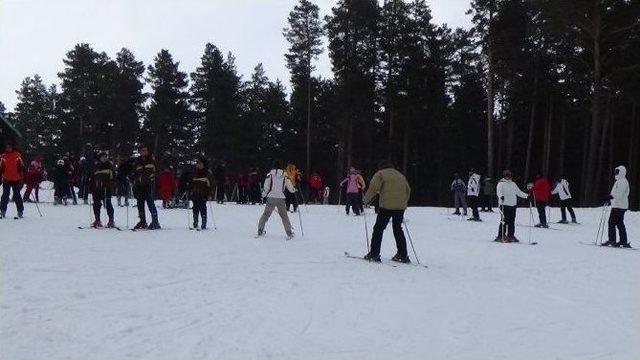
17, 212, 23, 219
256, 229, 266, 237
106, 220, 116, 228
508, 236, 520, 243
147, 219, 161, 230
571, 219, 578, 224
616, 242, 632, 249
91, 220, 103, 228
557, 219, 568, 224
391, 254, 411, 263
600, 240, 615, 247
363, 252, 381, 263
0, 212, 5, 219
286, 232, 295, 241
133, 221, 147, 230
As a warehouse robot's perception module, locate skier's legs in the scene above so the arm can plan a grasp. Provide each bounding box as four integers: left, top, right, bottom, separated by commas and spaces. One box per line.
0, 182, 11, 213
92, 197, 102, 221
192, 199, 201, 226
469, 196, 479, 219
273, 198, 293, 234
566, 200, 576, 221
369, 209, 392, 257
105, 197, 114, 222
617, 209, 628, 245
390, 210, 407, 257
608, 208, 619, 243
136, 196, 147, 223
536, 202, 547, 225
146, 194, 158, 222
258, 199, 277, 232
200, 200, 207, 228
23, 184, 33, 201
560, 200, 568, 221
505, 206, 516, 238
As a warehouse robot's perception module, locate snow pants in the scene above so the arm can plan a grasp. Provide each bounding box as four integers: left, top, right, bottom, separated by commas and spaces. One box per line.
468, 195, 480, 219
0, 181, 24, 215
192, 198, 207, 228
536, 201, 548, 226
135, 191, 158, 224
258, 197, 292, 235
345, 193, 361, 215
498, 205, 516, 239
453, 192, 467, 214
93, 193, 114, 222
608, 208, 628, 245
369, 209, 407, 258
285, 189, 298, 212
560, 199, 576, 222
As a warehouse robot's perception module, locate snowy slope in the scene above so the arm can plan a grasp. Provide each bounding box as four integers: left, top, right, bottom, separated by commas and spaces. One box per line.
1, 191, 639, 359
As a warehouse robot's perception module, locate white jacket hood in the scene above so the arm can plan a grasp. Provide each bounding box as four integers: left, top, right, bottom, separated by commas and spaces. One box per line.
615, 165, 627, 180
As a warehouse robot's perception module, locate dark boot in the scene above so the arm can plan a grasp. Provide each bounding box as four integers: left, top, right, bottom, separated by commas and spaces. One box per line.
363, 252, 381, 262
133, 221, 147, 230
391, 254, 411, 263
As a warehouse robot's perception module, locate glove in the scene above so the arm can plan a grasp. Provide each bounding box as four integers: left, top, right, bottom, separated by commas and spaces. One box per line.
500, 196, 504, 201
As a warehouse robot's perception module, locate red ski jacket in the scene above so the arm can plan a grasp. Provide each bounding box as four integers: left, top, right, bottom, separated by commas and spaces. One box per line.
532, 177, 552, 203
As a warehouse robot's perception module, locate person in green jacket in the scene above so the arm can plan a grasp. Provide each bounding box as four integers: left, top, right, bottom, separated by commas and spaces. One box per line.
482, 176, 495, 212
362, 159, 412, 263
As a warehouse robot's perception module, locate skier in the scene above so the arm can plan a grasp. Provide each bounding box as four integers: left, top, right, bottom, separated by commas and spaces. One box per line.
322, 186, 330, 204
157, 166, 176, 208
450, 173, 467, 215
481, 175, 495, 212
236, 172, 249, 204
495, 170, 530, 242
52, 159, 70, 205
356, 170, 366, 213
132, 144, 160, 230
248, 167, 261, 204
467, 169, 481, 221
91, 151, 115, 228
214, 161, 226, 204
189, 158, 211, 230
0, 142, 25, 218
63, 153, 78, 205
551, 176, 577, 224
256, 160, 296, 239
362, 160, 411, 263
285, 163, 300, 212
78, 146, 95, 204
340, 167, 365, 215
531, 174, 551, 228
23, 155, 44, 203
308, 172, 323, 204
601, 165, 630, 248
115, 156, 132, 207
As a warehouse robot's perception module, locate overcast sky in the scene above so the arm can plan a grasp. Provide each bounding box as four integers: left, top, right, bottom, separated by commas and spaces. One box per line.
0, 0, 472, 110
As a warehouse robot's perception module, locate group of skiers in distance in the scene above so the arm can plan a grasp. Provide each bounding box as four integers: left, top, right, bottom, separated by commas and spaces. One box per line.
1, 140, 633, 259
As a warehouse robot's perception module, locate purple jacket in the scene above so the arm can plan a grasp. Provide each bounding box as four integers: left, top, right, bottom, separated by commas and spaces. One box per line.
341, 174, 361, 194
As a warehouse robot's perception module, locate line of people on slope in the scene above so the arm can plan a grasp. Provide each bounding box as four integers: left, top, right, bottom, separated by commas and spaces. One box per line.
451, 170, 579, 226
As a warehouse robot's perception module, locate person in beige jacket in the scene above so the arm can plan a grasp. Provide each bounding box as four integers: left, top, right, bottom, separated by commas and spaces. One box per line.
362, 160, 411, 263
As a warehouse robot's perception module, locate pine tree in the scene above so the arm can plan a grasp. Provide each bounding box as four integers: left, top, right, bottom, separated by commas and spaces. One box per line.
13, 75, 61, 155
113, 48, 146, 157
190, 43, 242, 161
144, 49, 193, 164
283, 0, 324, 175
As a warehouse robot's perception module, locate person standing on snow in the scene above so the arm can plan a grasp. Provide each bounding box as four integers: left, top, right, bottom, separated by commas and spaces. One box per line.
23, 155, 44, 203
481, 176, 495, 212
157, 166, 176, 209
362, 160, 412, 263
189, 158, 211, 230
132, 144, 160, 230
450, 173, 467, 215
531, 174, 552, 228
467, 169, 481, 221
0, 142, 25, 218
340, 167, 365, 216
285, 163, 301, 212
551, 176, 577, 224
256, 160, 296, 239
52, 159, 70, 205
495, 170, 530, 242
91, 151, 116, 228
601, 165, 631, 248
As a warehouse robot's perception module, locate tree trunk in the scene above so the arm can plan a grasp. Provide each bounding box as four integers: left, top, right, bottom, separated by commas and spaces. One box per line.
558, 110, 566, 177
543, 98, 553, 176
402, 121, 409, 174
595, 91, 612, 197
582, 2, 602, 205
486, 7, 495, 177
306, 74, 312, 178
524, 77, 538, 182
628, 101, 638, 209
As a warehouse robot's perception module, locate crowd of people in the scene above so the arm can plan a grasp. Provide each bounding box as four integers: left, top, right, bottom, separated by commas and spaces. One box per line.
0, 140, 633, 258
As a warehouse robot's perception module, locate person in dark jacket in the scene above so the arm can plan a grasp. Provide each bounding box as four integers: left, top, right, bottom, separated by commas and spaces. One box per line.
91, 151, 115, 228
132, 144, 160, 230
189, 158, 212, 230
52, 159, 70, 205
214, 161, 226, 204
531, 174, 552, 228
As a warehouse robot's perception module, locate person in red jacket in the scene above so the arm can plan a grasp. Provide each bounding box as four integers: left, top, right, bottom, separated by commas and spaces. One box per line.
23, 155, 45, 203
532, 173, 552, 228
0, 142, 25, 218
157, 167, 176, 208
308, 172, 323, 203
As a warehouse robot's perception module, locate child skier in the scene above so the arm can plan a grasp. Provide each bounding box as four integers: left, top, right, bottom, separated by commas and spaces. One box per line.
91, 151, 115, 228
189, 158, 211, 230
52, 159, 70, 205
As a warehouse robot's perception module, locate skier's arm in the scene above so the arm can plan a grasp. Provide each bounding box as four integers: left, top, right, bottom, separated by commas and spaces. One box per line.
551, 183, 559, 195
262, 174, 272, 198
285, 177, 296, 193
363, 173, 382, 205
515, 184, 529, 199
496, 182, 504, 205
340, 177, 347, 186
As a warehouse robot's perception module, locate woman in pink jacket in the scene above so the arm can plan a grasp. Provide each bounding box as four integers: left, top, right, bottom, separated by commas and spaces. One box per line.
340, 167, 365, 215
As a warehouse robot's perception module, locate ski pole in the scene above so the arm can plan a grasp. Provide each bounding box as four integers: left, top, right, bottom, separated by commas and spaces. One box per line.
208, 200, 217, 230
363, 209, 370, 253
595, 204, 608, 245
297, 207, 304, 237
126, 196, 129, 229
31, 192, 43, 217
528, 200, 534, 245
403, 219, 421, 265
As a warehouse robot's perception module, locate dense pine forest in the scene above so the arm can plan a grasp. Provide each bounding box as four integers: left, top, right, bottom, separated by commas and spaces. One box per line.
1, 0, 638, 208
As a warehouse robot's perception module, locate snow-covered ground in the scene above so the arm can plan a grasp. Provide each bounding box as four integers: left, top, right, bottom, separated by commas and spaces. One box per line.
1, 188, 639, 360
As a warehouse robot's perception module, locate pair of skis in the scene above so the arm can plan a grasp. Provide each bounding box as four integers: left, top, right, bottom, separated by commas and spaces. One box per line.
344, 252, 428, 268
78, 226, 123, 231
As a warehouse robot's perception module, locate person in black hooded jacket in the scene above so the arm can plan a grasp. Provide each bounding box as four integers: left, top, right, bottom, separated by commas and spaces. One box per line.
132, 144, 160, 230
189, 158, 212, 230
91, 151, 115, 228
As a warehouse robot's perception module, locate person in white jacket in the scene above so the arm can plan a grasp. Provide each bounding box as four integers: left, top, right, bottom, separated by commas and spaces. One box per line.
495, 170, 530, 242
256, 160, 296, 239
467, 169, 481, 221
601, 165, 630, 248
551, 177, 577, 223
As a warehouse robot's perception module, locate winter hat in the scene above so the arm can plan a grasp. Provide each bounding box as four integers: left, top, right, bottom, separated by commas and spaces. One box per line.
503, 169, 512, 178
377, 159, 394, 170
57, 159, 64, 166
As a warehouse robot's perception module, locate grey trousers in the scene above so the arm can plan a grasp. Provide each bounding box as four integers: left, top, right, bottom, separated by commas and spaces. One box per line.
258, 197, 293, 235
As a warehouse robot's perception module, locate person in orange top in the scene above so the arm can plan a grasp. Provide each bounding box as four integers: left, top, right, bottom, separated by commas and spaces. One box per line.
0, 142, 25, 218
